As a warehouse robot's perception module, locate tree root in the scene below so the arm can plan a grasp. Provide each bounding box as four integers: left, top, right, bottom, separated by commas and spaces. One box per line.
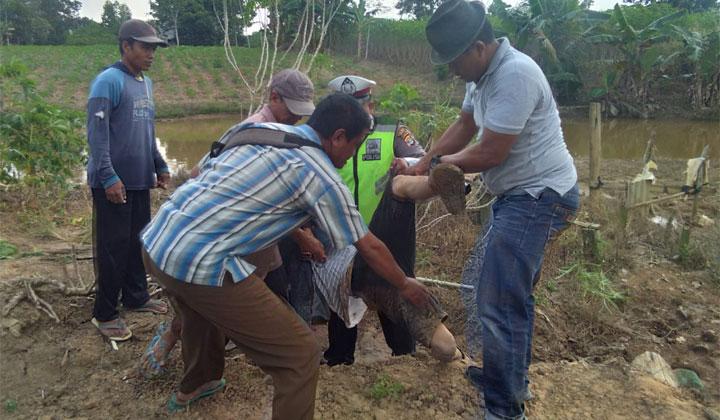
1, 291, 26, 317
1, 277, 94, 322
24, 280, 60, 323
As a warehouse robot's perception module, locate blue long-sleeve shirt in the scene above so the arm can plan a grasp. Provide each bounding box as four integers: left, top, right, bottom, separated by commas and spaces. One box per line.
86, 61, 168, 190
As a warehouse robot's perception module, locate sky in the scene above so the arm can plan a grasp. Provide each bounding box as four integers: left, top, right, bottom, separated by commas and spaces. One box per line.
79, 0, 623, 23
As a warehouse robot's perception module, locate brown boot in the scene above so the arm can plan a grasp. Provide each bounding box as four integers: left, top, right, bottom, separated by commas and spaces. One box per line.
429, 163, 466, 215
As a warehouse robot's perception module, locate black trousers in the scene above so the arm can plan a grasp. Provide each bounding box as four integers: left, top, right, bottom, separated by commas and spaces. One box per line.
264, 234, 317, 323
92, 188, 151, 321
324, 184, 417, 364
324, 309, 415, 365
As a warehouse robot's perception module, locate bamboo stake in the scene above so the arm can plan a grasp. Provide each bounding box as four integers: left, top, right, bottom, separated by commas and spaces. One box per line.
628, 192, 687, 209
589, 102, 602, 191
417, 277, 474, 290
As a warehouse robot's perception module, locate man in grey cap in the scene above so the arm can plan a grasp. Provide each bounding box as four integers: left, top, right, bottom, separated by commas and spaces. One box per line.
141, 68, 321, 377
406, 1, 580, 419
86, 19, 170, 341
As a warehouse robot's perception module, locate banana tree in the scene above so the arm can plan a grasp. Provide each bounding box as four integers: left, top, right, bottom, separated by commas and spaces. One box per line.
671, 25, 720, 109
488, 0, 608, 101
586, 5, 685, 106
345, 0, 380, 59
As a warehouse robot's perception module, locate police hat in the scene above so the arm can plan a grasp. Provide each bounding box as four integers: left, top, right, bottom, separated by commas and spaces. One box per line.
328, 75, 376, 100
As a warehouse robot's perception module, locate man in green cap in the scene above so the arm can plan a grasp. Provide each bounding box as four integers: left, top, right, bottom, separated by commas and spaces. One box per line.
407, 1, 580, 419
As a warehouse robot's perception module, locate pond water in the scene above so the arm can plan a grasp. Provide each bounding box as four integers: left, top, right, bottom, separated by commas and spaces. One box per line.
156, 115, 719, 172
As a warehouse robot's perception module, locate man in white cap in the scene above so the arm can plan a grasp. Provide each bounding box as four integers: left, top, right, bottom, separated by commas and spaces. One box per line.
321, 75, 467, 367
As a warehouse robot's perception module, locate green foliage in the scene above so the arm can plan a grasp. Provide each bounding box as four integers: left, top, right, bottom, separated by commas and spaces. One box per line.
395, 0, 442, 18
65, 20, 116, 45
558, 262, 626, 310
369, 374, 405, 400
404, 103, 458, 147
378, 83, 421, 115
2, 0, 81, 44
4, 399, 17, 414
101, 0, 132, 34
0, 59, 86, 188
433, 64, 449, 81
489, 0, 610, 102
0, 240, 18, 259
329, 17, 431, 67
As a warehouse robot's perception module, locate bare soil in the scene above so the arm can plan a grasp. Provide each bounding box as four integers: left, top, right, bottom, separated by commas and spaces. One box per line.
0, 157, 718, 419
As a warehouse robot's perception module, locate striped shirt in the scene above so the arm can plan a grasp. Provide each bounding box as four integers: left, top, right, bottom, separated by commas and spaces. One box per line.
141, 123, 368, 286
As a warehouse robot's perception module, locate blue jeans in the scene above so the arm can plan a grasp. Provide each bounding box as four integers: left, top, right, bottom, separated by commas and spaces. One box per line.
475, 184, 579, 419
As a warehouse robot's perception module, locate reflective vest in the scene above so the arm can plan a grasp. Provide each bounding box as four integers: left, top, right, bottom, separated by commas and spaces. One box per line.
338, 125, 395, 225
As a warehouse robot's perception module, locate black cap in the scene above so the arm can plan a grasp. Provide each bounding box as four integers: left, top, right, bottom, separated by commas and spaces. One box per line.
118, 19, 169, 47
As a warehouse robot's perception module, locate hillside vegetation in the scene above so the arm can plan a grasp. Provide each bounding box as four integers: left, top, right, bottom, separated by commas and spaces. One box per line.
1, 45, 459, 118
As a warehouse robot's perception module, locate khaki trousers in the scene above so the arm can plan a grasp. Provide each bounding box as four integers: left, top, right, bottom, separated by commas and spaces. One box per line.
142, 250, 320, 420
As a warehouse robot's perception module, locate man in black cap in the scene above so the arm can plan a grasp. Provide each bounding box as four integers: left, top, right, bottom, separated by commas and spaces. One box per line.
86, 19, 171, 341
407, 1, 580, 419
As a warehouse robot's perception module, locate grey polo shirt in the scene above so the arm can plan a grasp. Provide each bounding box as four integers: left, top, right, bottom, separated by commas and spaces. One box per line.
461, 38, 577, 197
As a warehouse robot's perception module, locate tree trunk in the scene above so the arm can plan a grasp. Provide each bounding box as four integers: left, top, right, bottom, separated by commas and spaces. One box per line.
174, 11, 180, 46
356, 29, 362, 59
364, 25, 370, 60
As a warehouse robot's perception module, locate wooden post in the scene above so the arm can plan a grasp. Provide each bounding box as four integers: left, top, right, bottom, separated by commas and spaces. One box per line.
642, 131, 656, 165
589, 102, 602, 192
678, 145, 709, 261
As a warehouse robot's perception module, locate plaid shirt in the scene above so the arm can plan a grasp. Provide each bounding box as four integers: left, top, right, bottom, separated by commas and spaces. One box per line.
141, 123, 368, 286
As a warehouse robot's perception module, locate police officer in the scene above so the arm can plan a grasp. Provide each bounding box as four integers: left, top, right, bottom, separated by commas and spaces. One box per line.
323, 75, 429, 365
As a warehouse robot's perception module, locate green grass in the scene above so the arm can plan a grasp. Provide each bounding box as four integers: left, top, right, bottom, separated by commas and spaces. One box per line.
558, 262, 626, 311
369, 374, 405, 401
0, 239, 18, 259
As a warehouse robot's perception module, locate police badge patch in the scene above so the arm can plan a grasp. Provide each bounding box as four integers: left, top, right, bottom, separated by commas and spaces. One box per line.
397, 125, 417, 146
362, 138, 381, 161
340, 77, 356, 95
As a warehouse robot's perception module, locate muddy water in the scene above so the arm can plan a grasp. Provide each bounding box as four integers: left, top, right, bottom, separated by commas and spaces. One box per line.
156, 115, 719, 171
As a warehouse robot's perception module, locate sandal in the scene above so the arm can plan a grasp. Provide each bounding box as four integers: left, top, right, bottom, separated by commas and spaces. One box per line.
127, 298, 168, 314
138, 321, 170, 379
91, 317, 132, 342
167, 378, 226, 413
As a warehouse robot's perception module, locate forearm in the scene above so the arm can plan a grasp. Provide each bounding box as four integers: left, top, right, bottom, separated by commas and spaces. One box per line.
87, 99, 118, 187
441, 128, 517, 173
441, 143, 500, 173
354, 233, 407, 290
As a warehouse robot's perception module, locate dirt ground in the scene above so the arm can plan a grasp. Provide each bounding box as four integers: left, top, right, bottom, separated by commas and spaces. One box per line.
0, 156, 718, 419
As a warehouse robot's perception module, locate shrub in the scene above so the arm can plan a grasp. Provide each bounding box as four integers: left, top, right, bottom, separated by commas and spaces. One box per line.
378, 82, 421, 115
0, 59, 86, 188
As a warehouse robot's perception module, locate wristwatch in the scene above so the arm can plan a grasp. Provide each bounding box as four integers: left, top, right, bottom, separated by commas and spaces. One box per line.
430, 154, 443, 170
